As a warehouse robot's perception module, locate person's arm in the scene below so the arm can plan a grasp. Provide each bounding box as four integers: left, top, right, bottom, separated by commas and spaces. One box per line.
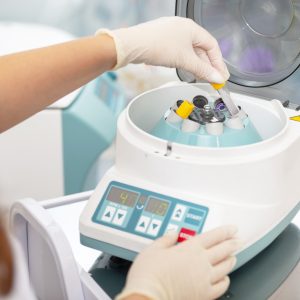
0, 34, 116, 132
122, 295, 149, 300
0, 17, 229, 133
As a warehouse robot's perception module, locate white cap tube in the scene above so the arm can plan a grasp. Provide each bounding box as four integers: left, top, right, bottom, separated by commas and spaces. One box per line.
225, 116, 244, 129
206, 122, 224, 136
181, 119, 200, 132
166, 110, 182, 123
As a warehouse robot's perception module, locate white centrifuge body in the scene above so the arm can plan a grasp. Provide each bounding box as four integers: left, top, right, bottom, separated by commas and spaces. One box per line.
80, 83, 300, 270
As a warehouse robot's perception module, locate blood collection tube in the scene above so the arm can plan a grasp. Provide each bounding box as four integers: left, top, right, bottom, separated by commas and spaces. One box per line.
166, 100, 194, 123
193, 95, 208, 109
206, 120, 224, 136
225, 116, 244, 129
176, 100, 184, 108
214, 98, 227, 112
181, 110, 201, 132
211, 82, 240, 117
211, 83, 245, 130
169, 100, 184, 111
165, 100, 184, 122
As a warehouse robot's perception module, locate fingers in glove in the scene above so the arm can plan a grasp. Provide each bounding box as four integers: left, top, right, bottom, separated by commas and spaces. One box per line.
196, 225, 238, 249
192, 26, 219, 55
194, 48, 210, 64
211, 256, 237, 284
221, 61, 230, 80
207, 239, 242, 265
192, 26, 226, 77
194, 46, 229, 82
206, 46, 228, 80
210, 276, 230, 300
192, 24, 229, 81
147, 231, 178, 250
182, 52, 224, 83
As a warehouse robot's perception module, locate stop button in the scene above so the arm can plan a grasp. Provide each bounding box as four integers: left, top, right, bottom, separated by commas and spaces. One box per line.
177, 228, 196, 243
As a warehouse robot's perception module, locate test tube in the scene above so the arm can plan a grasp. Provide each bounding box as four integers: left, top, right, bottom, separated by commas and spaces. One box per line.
214, 98, 227, 112
166, 100, 194, 123
170, 100, 184, 111
181, 118, 201, 132
211, 83, 240, 117
177, 100, 184, 108
165, 100, 185, 122
193, 95, 209, 109
181, 109, 201, 132
206, 120, 224, 136
225, 115, 244, 129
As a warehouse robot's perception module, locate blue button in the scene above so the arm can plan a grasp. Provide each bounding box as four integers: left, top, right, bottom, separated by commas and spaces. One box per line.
184, 208, 205, 226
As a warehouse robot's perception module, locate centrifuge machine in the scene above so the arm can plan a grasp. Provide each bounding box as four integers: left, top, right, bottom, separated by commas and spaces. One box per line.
79, 0, 300, 298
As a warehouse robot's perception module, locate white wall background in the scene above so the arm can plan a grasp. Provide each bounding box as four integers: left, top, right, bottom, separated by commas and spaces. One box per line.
0, 0, 175, 36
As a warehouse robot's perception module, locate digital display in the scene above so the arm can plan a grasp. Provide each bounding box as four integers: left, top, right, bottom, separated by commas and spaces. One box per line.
106, 187, 139, 207
145, 197, 170, 216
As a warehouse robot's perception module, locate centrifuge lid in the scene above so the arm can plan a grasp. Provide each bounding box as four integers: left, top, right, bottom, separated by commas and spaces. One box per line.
176, 0, 300, 88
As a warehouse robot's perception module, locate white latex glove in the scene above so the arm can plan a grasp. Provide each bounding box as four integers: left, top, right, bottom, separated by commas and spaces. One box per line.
97, 17, 229, 83
116, 225, 241, 300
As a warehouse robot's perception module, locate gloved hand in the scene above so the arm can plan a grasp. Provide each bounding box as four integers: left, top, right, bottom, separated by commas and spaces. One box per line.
97, 17, 229, 83
116, 225, 241, 300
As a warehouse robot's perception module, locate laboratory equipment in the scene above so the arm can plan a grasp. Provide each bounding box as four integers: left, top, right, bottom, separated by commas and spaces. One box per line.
78, 1, 300, 298
9, 192, 300, 300
6, 0, 300, 298
0, 23, 125, 203
193, 95, 208, 108
175, 0, 300, 106
151, 90, 261, 147
211, 83, 240, 117
80, 81, 300, 266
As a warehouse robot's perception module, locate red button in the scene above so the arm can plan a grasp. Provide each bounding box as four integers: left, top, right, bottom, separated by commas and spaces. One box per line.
177, 228, 196, 243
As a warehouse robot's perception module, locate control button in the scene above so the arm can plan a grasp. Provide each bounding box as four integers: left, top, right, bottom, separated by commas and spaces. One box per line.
165, 223, 179, 234
101, 206, 116, 223
185, 209, 205, 226
171, 204, 186, 222
135, 216, 151, 233
177, 228, 196, 243
147, 219, 162, 236
112, 209, 127, 226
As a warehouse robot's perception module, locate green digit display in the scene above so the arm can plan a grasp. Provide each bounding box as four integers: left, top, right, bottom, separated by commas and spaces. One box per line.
107, 187, 138, 207
145, 197, 169, 216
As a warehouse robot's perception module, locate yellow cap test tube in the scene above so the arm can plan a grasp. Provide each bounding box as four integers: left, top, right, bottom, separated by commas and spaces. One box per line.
176, 100, 195, 119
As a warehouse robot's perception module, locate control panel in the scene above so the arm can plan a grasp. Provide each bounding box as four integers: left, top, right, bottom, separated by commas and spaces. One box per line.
92, 181, 209, 240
